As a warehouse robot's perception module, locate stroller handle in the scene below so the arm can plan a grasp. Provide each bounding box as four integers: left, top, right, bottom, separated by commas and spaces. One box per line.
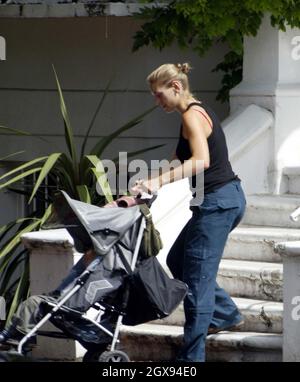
136, 192, 158, 208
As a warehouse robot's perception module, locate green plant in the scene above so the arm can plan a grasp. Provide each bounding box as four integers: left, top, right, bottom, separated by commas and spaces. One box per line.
0, 66, 161, 324
133, 0, 300, 102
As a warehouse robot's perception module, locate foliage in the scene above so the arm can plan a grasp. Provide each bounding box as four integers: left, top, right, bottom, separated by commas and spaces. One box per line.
133, 0, 300, 101
0, 66, 161, 324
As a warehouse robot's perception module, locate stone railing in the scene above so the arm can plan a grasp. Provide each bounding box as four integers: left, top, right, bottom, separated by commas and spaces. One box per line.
21, 229, 85, 361
274, 240, 300, 362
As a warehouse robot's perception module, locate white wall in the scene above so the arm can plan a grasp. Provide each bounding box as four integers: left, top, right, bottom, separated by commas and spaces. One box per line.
230, 16, 300, 194
0, 16, 230, 222
0, 17, 229, 160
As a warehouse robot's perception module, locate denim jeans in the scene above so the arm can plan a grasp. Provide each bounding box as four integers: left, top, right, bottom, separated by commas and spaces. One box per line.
166, 179, 246, 362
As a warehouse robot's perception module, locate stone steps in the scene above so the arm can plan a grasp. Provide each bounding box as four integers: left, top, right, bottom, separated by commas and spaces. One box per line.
120, 324, 282, 362
217, 259, 283, 302
283, 166, 300, 195
121, 193, 295, 362
152, 297, 282, 334
224, 225, 300, 263
242, 194, 300, 228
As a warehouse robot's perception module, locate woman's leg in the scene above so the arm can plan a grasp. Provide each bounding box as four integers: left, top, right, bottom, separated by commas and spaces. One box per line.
178, 181, 246, 362
209, 181, 247, 330
167, 196, 245, 331
166, 220, 191, 280
209, 283, 243, 330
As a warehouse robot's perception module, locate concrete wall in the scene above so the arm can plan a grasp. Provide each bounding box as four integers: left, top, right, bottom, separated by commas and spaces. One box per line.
230, 16, 300, 194
0, 16, 229, 223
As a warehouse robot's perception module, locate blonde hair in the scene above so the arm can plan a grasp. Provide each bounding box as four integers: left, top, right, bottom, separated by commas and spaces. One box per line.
147, 62, 193, 94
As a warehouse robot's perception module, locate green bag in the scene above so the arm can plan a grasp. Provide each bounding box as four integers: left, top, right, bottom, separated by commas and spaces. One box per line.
139, 204, 163, 258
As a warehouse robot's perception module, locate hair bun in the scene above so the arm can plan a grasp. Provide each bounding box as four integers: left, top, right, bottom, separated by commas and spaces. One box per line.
176, 62, 191, 74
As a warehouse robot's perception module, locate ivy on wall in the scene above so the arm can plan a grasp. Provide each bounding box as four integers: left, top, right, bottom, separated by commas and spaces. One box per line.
133, 0, 300, 102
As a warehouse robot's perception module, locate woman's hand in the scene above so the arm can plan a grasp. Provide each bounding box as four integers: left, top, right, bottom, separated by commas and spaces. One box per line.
130, 178, 161, 196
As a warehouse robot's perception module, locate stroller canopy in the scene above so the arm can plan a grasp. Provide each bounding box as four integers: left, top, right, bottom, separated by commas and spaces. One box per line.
44, 191, 141, 256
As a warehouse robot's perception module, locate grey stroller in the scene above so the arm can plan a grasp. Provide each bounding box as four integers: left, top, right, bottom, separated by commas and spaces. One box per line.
0, 191, 187, 362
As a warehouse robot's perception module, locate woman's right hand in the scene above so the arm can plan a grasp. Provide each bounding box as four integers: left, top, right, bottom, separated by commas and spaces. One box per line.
130, 178, 161, 196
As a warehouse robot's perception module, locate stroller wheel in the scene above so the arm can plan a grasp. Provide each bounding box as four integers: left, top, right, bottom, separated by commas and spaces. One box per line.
99, 350, 130, 362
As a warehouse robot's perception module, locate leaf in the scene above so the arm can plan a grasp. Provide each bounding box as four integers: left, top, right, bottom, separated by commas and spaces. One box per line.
0, 156, 47, 181
0, 249, 27, 296
225, 30, 243, 55
76, 185, 91, 204
52, 65, 78, 170
52, 166, 75, 196
0, 167, 43, 190
86, 155, 113, 203
0, 125, 32, 137
0, 126, 49, 143
55, 153, 76, 194
29, 153, 61, 204
0, 219, 41, 259
5, 258, 29, 326
90, 105, 157, 157
39, 204, 54, 227
85, 155, 101, 168
80, 77, 113, 159
0, 217, 38, 242
0, 151, 25, 162
91, 168, 113, 204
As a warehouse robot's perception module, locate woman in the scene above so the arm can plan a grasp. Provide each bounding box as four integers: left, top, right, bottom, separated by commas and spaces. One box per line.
131, 63, 246, 362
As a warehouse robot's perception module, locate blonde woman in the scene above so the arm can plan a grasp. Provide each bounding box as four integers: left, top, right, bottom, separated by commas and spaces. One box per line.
131, 63, 246, 362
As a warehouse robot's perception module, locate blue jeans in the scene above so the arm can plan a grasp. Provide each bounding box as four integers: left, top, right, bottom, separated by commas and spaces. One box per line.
166, 179, 246, 362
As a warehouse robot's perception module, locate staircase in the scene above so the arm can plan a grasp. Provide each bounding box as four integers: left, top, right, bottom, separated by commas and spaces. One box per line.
120, 169, 300, 362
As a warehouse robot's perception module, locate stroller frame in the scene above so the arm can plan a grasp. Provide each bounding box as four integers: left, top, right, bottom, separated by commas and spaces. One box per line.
15, 215, 147, 360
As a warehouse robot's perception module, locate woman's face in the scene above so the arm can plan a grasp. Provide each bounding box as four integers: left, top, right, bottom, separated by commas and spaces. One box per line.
151, 82, 179, 113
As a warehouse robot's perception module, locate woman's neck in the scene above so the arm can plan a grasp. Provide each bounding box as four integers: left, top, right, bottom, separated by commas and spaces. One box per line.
176, 96, 200, 114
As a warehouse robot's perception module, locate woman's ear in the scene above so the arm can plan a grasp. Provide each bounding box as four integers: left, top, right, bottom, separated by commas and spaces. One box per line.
171, 80, 182, 94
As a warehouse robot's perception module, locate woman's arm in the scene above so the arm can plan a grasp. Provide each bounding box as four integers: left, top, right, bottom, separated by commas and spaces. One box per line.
132, 110, 210, 194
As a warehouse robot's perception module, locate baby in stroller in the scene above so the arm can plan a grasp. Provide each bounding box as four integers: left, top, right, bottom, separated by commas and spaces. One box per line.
0, 191, 187, 362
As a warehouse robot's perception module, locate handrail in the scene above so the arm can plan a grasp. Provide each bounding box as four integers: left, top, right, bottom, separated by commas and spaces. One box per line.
222, 104, 274, 162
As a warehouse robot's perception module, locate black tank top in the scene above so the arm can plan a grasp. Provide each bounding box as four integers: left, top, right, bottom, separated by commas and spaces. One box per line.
175, 101, 238, 194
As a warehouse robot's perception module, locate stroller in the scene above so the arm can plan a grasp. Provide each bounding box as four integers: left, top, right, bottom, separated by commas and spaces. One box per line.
0, 191, 187, 362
